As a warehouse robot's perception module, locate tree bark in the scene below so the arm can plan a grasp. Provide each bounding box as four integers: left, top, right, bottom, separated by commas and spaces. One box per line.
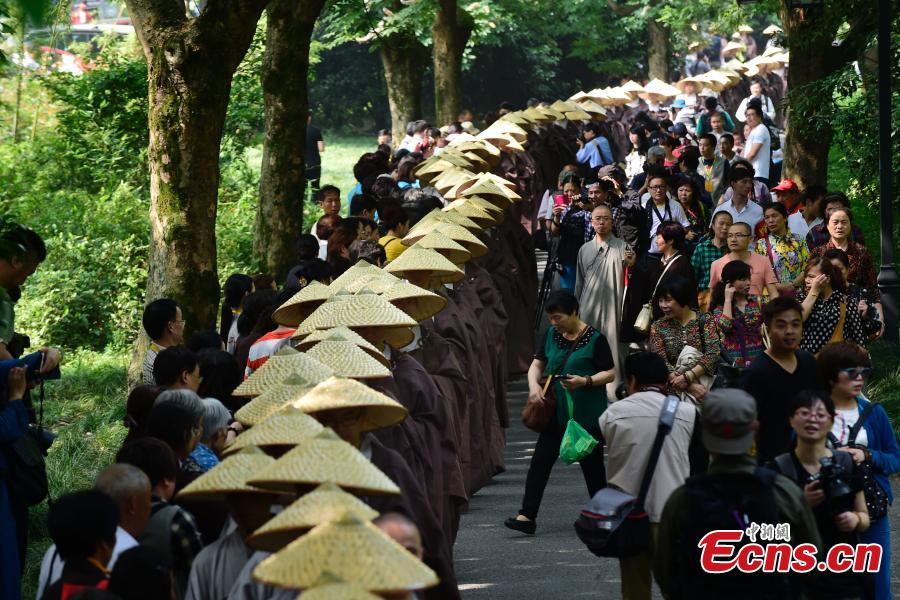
432, 0, 471, 125
125, 0, 268, 383
253, 0, 326, 280
647, 18, 670, 82
381, 33, 427, 143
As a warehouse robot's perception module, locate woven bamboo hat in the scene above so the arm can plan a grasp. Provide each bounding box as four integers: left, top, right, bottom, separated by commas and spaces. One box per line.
328, 270, 398, 295
443, 200, 499, 229
329, 260, 393, 293
432, 150, 472, 169
620, 80, 646, 96
175, 447, 276, 501
498, 111, 533, 127
576, 99, 608, 119
405, 222, 488, 259
431, 168, 478, 195
453, 195, 505, 220
762, 24, 783, 36
234, 374, 322, 426
224, 407, 324, 456
251, 513, 438, 592
384, 245, 465, 284
294, 326, 387, 366
460, 151, 490, 172
450, 138, 501, 163
303, 342, 391, 379
408, 231, 472, 264
233, 350, 333, 398
640, 78, 681, 100
247, 429, 401, 495
272, 281, 333, 327
248, 482, 379, 552
291, 376, 407, 431
461, 177, 521, 203
293, 293, 416, 349
380, 280, 447, 321
301, 581, 381, 600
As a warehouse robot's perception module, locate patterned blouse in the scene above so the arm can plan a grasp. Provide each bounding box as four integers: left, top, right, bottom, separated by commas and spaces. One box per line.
798, 289, 866, 354
712, 296, 765, 367
754, 230, 809, 286
648, 314, 721, 376
810, 240, 881, 303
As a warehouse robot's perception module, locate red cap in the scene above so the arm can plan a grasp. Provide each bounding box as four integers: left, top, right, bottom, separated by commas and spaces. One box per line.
771, 179, 798, 192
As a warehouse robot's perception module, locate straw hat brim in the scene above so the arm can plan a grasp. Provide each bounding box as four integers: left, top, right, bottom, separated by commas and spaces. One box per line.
272, 281, 333, 327
251, 514, 438, 591
294, 327, 389, 368
407, 231, 473, 264
404, 223, 488, 259
175, 449, 277, 501
224, 407, 325, 455
291, 376, 407, 432
297, 583, 382, 600
293, 293, 417, 336
234, 381, 320, 426
329, 260, 392, 292
384, 246, 465, 283
247, 430, 402, 495
303, 341, 392, 379
233, 355, 333, 398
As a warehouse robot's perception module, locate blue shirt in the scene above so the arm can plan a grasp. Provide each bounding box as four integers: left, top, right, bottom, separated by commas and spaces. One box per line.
850, 396, 900, 505
188, 443, 220, 473
576, 136, 614, 169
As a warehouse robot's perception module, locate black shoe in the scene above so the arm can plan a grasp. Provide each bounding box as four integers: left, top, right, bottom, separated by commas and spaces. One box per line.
504, 516, 536, 535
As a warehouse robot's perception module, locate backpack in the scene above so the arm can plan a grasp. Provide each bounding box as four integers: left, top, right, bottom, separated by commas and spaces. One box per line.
672, 467, 792, 600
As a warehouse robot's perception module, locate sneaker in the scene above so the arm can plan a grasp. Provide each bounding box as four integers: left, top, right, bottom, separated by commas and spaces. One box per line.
503, 516, 536, 535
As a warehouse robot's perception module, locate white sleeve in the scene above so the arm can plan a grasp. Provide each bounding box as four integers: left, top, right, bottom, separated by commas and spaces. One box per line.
765, 97, 776, 121
735, 98, 748, 123
673, 202, 690, 228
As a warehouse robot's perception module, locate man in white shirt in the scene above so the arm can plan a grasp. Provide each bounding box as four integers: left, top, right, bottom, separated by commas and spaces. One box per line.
787, 184, 826, 240
141, 298, 185, 385
599, 352, 699, 600
644, 173, 690, 253
716, 166, 764, 237
36, 464, 150, 598
742, 104, 771, 185
735, 80, 777, 122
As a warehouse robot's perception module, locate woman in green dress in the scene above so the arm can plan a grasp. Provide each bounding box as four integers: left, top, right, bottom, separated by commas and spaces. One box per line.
505, 290, 616, 535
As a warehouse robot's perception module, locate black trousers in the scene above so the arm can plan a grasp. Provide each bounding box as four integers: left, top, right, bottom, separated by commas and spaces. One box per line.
519, 421, 606, 520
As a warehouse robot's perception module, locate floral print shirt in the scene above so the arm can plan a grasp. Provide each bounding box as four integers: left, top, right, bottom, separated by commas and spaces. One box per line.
712, 296, 765, 367
648, 314, 721, 376
754, 230, 809, 286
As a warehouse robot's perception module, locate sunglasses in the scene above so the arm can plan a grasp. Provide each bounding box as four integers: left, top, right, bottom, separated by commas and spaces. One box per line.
840, 367, 871, 380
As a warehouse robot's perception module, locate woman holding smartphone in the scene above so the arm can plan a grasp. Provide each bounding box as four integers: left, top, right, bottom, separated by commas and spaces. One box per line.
549, 173, 591, 291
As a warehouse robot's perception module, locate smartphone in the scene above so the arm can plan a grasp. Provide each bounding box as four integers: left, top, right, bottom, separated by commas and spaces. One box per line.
553, 194, 567, 207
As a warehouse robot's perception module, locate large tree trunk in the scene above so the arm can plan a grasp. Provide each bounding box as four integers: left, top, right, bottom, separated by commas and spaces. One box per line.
253, 0, 326, 280
381, 33, 427, 143
125, 0, 268, 384
432, 0, 471, 125
647, 19, 670, 82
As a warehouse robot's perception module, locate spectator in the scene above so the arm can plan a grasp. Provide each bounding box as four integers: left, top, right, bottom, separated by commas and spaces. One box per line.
710, 260, 764, 369
122, 384, 163, 445
798, 256, 866, 354
695, 95, 736, 136
741, 104, 771, 186
787, 184, 826, 241
629, 146, 666, 192
309, 185, 341, 237
349, 192, 378, 220
599, 352, 700, 600
42, 490, 120, 600
720, 158, 772, 209
755, 202, 809, 295
376, 128, 392, 148
305, 113, 324, 191
0, 367, 28, 600
505, 290, 615, 535
716, 167, 763, 235
284, 258, 332, 291
550, 174, 593, 290
233, 289, 278, 371
805, 192, 866, 250
648, 275, 719, 403
117, 438, 203, 600
186, 330, 223, 353
109, 546, 175, 600
771, 390, 871, 600
36, 464, 151, 598
739, 297, 817, 463
378, 203, 412, 264
190, 397, 231, 471
691, 210, 732, 311
735, 79, 777, 122
325, 221, 356, 278
708, 222, 779, 300
825, 248, 882, 343
673, 175, 707, 253
818, 342, 900, 600
576, 122, 614, 180
153, 347, 201, 392
349, 239, 387, 267
196, 349, 243, 413
219, 274, 253, 353
770, 178, 803, 215
651, 222, 698, 317
644, 173, 690, 256
252, 274, 275, 291
141, 299, 185, 385
244, 288, 297, 378
718, 132, 738, 165
696, 134, 728, 204
655, 388, 821, 598
625, 126, 649, 181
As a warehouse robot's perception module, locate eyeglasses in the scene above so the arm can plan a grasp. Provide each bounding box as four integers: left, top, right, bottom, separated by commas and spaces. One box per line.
840, 367, 871, 380
173, 319, 186, 327
727, 233, 750, 239
794, 409, 830, 422
649, 185, 667, 191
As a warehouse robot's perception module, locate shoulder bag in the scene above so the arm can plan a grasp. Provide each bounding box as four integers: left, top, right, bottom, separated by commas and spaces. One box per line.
634, 256, 681, 335
827, 403, 888, 520
574, 394, 680, 557
3, 381, 50, 506
522, 326, 589, 432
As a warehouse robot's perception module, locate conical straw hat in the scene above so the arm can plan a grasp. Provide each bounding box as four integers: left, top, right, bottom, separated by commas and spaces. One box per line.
249, 482, 379, 551
451, 139, 502, 162
432, 150, 472, 169
738, 24, 753, 34
620, 80, 645, 95
233, 353, 333, 398
497, 134, 526, 153
419, 207, 483, 232
443, 201, 498, 229
640, 79, 681, 99
536, 105, 566, 121
247, 429, 402, 495
251, 513, 438, 592
762, 24, 782, 36
457, 195, 506, 219
461, 177, 522, 202
431, 168, 478, 195
328, 270, 398, 294
293, 293, 416, 349
724, 58, 748, 72
234, 374, 322, 426
722, 40, 746, 54
380, 280, 447, 321
460, 151, 489, 172
576, 99, 608, 119
564, 108, 593, 121
302, 341, 392, 379
405, 222, 488, 259
272, 281, 333, 327
291, 376, 406, 434
176, 447, 276, 501
224, 407, 324, 455
409, 231, 472, 264
294, 326, 388, 366
568, 91, 588, 102
384, 245, 465, 284
675, 76, 704, 92
329, 260, 390, 292
603, 87, 633, 105
479, 120, 528, 142
550, 100, 580, 113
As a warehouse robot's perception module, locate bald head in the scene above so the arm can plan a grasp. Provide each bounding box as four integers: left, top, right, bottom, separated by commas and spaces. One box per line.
94, 464, 152, 539
374, 512, 423, 560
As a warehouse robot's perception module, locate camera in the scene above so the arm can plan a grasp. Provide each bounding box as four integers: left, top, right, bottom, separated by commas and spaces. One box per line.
812, 455, 854, 515
859, 290, 882, 337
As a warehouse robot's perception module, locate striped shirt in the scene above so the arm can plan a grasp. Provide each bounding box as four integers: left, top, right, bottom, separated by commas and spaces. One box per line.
244, 327, 295, 379
143, 342, 164, 385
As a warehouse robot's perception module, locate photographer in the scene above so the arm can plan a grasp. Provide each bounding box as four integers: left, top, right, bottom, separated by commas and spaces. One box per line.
0, 366, 28, 600
773, 390, 871, 600
824, 249, 882, 342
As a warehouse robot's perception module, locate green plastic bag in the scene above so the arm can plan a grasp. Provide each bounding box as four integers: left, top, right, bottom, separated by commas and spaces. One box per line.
559, 389, 598, 465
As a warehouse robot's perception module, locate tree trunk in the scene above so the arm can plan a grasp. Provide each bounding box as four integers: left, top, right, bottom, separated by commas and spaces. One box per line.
253, 0, 326, 280
432, 0, 471, 125
381, 33, 427, 143
647, 19, 670, 82
125, 0, 268, 384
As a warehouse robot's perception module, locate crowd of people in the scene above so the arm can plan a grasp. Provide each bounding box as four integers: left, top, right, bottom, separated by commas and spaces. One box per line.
0, 21, 896, 600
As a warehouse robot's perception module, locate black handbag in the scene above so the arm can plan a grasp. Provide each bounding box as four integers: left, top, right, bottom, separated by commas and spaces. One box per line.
3, 382, 50, 507
828, 402, 888, 520
574, 394, 680, 557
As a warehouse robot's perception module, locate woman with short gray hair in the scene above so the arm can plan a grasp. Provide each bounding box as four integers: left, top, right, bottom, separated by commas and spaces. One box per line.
189, 398, 232, 472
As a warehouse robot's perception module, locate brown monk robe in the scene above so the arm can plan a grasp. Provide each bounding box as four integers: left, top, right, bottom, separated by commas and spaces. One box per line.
362, 434, 461, 600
